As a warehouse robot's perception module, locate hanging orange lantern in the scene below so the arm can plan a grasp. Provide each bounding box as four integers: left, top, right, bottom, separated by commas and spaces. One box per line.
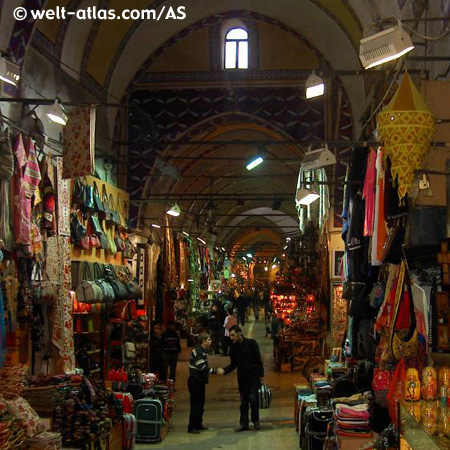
377, 73, 435, 199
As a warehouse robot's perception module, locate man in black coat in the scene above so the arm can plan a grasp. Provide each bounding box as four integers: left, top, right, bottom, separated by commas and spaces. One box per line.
220, 325, 265, 431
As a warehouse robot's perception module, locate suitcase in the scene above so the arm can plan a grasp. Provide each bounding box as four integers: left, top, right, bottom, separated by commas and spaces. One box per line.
305, 408, 333, 450
258, 383, 272, 409
114, 392, 134, 414
123, 413, 136, 450
298, 399, 316, 448
134, 398, 163, 442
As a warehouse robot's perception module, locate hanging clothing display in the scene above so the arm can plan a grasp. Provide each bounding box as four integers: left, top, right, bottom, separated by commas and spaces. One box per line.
362, 148, 376, 237
62, 107, 96, 179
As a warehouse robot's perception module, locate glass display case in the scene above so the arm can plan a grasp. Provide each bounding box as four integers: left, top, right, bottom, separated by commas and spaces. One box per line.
400, 401, 450, 450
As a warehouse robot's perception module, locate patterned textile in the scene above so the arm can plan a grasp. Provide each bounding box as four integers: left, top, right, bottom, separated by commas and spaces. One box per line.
6, 396, 46, 437
332, 285, 347, 349
165, 217, 177, 287
56, 158, 71, 236
363, 149, 376, 236
62, 108, 96, 179
12, 134, 31, 248
23, 139, 41, 198
179, 240, 187, 288
146, 243, 161, 302
50, 237, 74, 373
377, 74, 435, 199
0, 181, 13, 250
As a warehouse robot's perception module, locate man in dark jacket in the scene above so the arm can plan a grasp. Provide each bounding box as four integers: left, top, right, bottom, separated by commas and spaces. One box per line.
221, 325, 264, 431
236, 291, 247, 326
161, 321, 181, 383
187, 333, 221, 434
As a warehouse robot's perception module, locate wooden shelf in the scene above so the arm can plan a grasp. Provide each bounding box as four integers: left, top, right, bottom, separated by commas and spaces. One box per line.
73, 312, 93, 315
74, 331, 99, 335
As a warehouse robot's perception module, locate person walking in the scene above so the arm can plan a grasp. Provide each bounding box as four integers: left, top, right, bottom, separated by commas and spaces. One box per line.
220, 325, 265, 431
223, 308, 237, 356
236, 291, 247, 326
187, 333, 221, 434
160, 321, 181, 383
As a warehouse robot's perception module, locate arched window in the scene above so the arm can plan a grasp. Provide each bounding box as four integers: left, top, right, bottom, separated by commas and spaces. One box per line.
224, 28, 248, 69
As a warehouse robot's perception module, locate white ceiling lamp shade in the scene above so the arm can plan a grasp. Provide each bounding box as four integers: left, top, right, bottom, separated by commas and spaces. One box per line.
296, 187, 320, 206
305, 72, 325, 99
301, 144, 337, 171
167, 203, 181, 217
0, 56, 20, 86
151, 223, 161, 229
46, 99, 68, 126
359, 20, 414, 69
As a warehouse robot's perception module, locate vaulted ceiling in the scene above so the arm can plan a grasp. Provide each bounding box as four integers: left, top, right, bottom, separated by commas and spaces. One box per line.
1, 0, 449, 253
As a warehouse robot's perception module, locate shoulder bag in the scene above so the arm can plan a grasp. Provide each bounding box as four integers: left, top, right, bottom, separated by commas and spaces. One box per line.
76, 262, 104, 303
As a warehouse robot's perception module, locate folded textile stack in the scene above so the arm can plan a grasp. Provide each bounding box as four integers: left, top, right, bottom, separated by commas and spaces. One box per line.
0, 365, 29, 399
26, 431, 62, 450
22, 386, 64, 418
334, 403, 372, 438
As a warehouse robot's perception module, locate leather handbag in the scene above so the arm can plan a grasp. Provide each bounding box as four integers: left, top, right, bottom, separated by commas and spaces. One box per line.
115, 231, 126, 252
109, 194, 121, 226
390, 261, 419, 362
70, 213, 87, 247
102, 184, 112, 222
93, 263, 115, 303
123, 267, 142, 300
123, 238, 136, 259
382, 219, 406, 264
103, 264, 128, 300
76, 263, 104, 303
117, 195, 127, 230
106, 229, 117, 256
92, 181, 105, 216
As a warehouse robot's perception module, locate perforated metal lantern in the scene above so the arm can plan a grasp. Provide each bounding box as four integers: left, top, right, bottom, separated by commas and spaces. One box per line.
377, 73, 435, 199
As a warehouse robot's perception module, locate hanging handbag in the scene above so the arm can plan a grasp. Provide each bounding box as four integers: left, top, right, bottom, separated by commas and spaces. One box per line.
114, 230, 126, 252
102, 184, 112, 222
106, 228, 117, 256
389, 261, 419, 362
93, 263, 115, 303
103, 264, 128, 300
76, 262, 104, 303
123, 267, 142, 300
123, 238, 136, 259
109, 193, 121, 226
70, 213, 87, 246
92, 181, 105, 216
382, 218, 406, 264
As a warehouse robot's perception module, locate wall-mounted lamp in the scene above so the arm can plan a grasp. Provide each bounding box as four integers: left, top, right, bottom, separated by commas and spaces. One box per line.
359, 20, 414, 69
167, 203, 181, 217
0, 56, 20, 86
305, 72, 325, 99
46, 99, 68, 126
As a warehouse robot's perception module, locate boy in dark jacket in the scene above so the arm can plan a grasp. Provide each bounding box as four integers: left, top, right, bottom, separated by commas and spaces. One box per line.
188, 333, 222, 433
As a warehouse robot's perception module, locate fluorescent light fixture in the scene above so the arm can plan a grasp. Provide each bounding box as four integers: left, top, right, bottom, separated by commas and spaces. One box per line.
286, 237, 291, 242
301, 144, 336, 171
221, 247, 226, 252
305, 73, 325, 99
283, 245, 288, 250
246, 253, 253, 258
151, 223, 161, 229
167, 203, 181, 217
246, 156, 264, 171
197, 237, 206, 245
0, 56, 20, 86
215, 247, 219, 251
46, 99, 68, 126
182, 230, 189, 237
231, 273, 236, 278
188, 278, 194, 282
296, 187, 320, 206
242, 256, 247, 261
359, 20, 414, 69
264, 267, 269, 272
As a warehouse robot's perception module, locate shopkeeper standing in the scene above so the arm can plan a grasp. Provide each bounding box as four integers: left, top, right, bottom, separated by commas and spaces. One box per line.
161, 321, 182, 383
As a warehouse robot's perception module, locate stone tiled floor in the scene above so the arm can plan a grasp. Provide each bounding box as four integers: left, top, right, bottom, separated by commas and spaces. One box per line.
137, 315, 306, 449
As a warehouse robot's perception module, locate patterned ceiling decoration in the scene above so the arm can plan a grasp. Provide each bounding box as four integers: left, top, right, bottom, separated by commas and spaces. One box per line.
128, 86, 324, 213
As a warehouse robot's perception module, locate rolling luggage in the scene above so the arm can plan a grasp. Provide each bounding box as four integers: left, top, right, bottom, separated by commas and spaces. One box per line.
122, 413, 136, 450
134, 398, 163, 442
258, 383, 272, 409
305, 407, 333, 450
